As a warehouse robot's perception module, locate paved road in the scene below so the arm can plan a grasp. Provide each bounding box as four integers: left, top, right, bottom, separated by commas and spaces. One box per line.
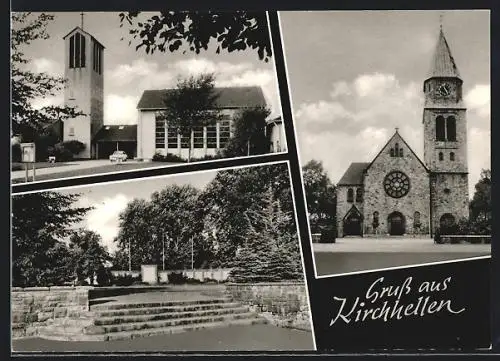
12, 324, 314, 352
11, 160, 179, 184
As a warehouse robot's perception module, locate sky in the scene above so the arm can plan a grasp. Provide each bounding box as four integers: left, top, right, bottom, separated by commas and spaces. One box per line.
57, 169, 219, 253
17, 12, 282, 121
280, 10, 490, 197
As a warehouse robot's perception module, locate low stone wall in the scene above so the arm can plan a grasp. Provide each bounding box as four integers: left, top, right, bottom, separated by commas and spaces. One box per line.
438, 235, 491, 244
11, 286, 93, 339
225, 282, 311, 331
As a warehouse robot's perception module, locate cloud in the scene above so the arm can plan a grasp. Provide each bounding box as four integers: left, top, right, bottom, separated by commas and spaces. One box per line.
31, 57, 62, 76
295, 73, 490, 197
108, 57, 281, 116
104, 94, 138, 124
465, 84, 490, 117
79, 194, 130, 254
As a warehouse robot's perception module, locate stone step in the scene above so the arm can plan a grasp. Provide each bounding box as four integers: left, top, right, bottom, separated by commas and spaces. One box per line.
89, 297, 232, 311
85, 312, 261, 334
93, 302, 242, 318
39, 317, 268, 342
94, 306, 250, 325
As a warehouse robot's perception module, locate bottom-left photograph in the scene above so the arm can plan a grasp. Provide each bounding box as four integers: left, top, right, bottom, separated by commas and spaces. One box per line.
11, 162, 314, 352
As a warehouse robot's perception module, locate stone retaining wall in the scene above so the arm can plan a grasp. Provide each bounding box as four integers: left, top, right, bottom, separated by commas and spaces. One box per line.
11, 286, 93, 339
225, 282, 311, 331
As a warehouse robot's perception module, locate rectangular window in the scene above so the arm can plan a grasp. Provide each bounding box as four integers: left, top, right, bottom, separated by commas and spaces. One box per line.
155, 114, 165, 148
219, 119, 231, 148
93, 42, 97, 72
97, 46, 101, 74
206, 124, 217, 148
167, 126, 178, 149
69, 127, 75, 136
69, 35, 75, 68
75, 33, 81, 68
193, 126, 204, 148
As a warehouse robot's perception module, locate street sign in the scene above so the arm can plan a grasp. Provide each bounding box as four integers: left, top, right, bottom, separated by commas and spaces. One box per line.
20, 143, 35, 163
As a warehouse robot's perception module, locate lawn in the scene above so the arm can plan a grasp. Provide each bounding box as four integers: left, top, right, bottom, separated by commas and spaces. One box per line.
12, 324, 314, 352
314, 251, 491, 276
11, 162, 71, 171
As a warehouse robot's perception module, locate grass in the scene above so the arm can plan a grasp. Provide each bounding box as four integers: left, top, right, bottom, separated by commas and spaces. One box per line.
11, 162, 71, 171
12, 324, 314, 352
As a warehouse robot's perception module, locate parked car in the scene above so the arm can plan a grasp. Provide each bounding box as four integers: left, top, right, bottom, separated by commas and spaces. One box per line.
109, 150, 128, 163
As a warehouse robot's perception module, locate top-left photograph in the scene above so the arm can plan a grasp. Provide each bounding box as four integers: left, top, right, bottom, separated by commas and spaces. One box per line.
11, 12, 286, 184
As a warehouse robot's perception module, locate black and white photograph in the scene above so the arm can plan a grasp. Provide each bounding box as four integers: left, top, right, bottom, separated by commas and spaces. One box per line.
11, 12, 286, 185
11, 162, 314, 352
280, 10, 491, 276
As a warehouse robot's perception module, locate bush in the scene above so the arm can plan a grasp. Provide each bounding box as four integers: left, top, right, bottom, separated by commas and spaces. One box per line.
112, 274, 139, 286
434, 229, 443, 244
12, 143, 21, 162
168, 271, 188, 284
190, 153, 224, 162
320, 227, 336, 243
62, 140, 86, 156
96, 266, 113, 286
152, 152, 186, 163
47, 142, 74, 161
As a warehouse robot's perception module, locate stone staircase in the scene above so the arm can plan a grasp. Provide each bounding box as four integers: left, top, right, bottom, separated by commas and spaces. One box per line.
39, 297, 267, 341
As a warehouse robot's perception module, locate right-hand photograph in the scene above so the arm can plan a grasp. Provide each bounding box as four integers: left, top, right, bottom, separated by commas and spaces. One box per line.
280, 10, 491, 277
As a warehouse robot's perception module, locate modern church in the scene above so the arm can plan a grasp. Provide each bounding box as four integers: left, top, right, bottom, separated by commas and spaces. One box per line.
336, 27, 469, 238
57, 24, 285, 161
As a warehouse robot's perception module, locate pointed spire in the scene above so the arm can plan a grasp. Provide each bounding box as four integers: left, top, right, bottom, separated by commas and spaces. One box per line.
426, 27, 461, 80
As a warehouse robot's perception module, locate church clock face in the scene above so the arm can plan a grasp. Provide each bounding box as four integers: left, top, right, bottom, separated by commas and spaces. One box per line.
383, 171, 410, 198
436, 82, 451, 97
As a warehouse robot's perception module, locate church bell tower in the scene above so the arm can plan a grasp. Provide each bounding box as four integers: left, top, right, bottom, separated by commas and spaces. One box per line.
422, 26, 469, 234
62, 15, 104, 159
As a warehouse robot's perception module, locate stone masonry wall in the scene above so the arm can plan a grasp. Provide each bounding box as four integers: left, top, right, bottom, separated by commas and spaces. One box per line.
11, 286, 93, 339
431, 173, 469, 234
336, 185, 364, 237
225, 282, 311, 331
363, 133, 431, 236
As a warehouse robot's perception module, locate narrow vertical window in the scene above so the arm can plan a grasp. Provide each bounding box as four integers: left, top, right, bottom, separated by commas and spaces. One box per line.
347, 188, 354, 203
450, 152, 455, 161
399, 148, 403, 157
439, 152, 444, 161
155, 113, 165, 149
81, 35, 86, 67
390, 148, 394, 157
436, 116, 445, 141
69, 35, 75, 68
446, 116, 456, 141
372, 211, 379, 229
355, 188, 363, 203
75, 33, 81, 68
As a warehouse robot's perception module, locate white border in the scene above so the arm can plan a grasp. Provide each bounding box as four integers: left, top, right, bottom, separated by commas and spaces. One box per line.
277, 11, 492, 281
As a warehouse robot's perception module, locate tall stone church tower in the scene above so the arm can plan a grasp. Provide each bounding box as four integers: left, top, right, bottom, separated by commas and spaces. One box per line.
423, 27, 469, 234
62, 23, 104, 159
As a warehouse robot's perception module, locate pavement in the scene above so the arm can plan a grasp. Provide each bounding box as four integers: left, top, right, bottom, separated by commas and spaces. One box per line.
12, 324, 314, 352
11, 159, 175, 183
313, 236, 491, 253
312, 237, 491, 276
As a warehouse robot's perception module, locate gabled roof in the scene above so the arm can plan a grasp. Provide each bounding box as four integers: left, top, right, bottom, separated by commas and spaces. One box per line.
426, 29, 461, 81
342, 205, 363, 221
93, 125, 137, 142
365, 130, 428, 173
338, 162, 370, 186
137, 86, 267, 110
63, 26, 105, 49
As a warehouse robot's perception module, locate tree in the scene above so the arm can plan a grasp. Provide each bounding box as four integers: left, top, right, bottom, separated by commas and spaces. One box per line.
223, 107, 271, 157
468, 169, 491, 235
69, 230, 111, 285
199, 163, 294, 266
115, 185, 209, 270
118, 11, 272, 62
302, 160, 336, 234
230, 186, 302, 282
162, 73, 222, 162
12, 192, 91, 287
11, 13, 84, 145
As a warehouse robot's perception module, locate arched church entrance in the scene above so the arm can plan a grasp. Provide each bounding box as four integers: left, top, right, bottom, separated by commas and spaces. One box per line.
343, 212, 362, 236
388, 211, 406, 236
